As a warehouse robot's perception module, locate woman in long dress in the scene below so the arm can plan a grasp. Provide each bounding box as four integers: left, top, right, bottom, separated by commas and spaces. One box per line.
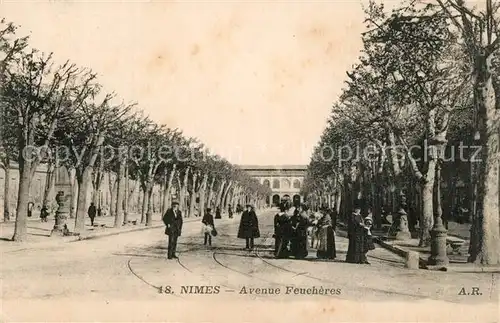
316, 211, 336, 259
275, 205, 292, 258
346, 207, 367, 264
292, 205, 309, 259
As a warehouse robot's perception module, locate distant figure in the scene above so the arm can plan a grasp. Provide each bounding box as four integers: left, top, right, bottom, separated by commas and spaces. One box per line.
237, 204, 260, 250
97, 207, 102, 217
27, 202, 34, 218
228, 205, 233, 219
88, 203, 97, 226
163, 202, 183, 259
202, 208, 216, 247
40, 205, 49, 222
215, 206, 222, 219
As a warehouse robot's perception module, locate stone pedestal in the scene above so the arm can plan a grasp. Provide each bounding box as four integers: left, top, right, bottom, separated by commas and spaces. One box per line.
390, 210, 412, 240
427, 220, 449, 266
406, 251, 420, 269
50, 191, 71, 236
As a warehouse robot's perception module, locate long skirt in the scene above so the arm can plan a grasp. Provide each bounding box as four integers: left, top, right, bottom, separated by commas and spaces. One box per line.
364, 234, 375, 252
346, 231, 366, 263
316, 226, 336, 259
275, 235, 290, 258
291, 230, 308, 259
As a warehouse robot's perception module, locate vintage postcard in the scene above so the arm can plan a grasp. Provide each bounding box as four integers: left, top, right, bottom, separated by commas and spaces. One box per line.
0, 0, 499, 322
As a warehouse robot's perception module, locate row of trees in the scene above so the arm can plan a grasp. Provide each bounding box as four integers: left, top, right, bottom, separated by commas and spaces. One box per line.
0, 18, 271, 242
301, 0, 499, 265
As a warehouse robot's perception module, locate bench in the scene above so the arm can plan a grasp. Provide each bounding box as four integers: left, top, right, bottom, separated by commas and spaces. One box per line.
446, 236, 466, 255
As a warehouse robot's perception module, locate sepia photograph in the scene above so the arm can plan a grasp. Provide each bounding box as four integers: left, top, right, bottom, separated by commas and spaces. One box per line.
0, 0, 499, 322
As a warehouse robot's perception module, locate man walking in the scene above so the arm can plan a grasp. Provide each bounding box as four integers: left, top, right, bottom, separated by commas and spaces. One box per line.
237, 204, 260, 250
163, 201, 183, 259
88, 202, 97, 226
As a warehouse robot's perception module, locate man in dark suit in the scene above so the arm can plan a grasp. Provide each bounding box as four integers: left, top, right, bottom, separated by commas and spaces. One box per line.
163, 201, 183, 259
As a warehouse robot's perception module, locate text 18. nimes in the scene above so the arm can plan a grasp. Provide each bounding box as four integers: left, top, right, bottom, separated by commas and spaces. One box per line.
159, 285, 342, 296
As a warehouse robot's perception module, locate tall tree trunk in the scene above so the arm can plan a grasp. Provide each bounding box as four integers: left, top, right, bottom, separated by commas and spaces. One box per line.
108, 173, 117, 218
114, 160, 126, 228
207, 177, 215, 208
123, 165, 130, 223
160, 172, 168, 215
469, 53, 500, 265
189, 172, 198, 217
198, 174, 209, 219
3, 157, 10, 221
42, 161, 56, 209
69, 168, 78, 219
12, 162, 32, 241
164, 164, 176, 210
221, 181, 233, 210
140, 185, 147, 224
179, 167, 189, 216
74, 167, 93, 233
91, 158, 104, 207
127, 180, 138, 211
232, 185, 239, 210
420, 179, 434, 247
215, 180, 226, 208
145, 183, 154, 226
417, 153, 438, 247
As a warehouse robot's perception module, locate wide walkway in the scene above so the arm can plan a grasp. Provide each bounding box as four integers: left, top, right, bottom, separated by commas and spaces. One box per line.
1, 209, 497, 322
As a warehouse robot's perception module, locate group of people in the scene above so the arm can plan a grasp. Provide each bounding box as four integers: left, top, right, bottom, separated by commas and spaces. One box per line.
161, 200, 375, 264
162, 202, 260, 259
273, 203, 336, 260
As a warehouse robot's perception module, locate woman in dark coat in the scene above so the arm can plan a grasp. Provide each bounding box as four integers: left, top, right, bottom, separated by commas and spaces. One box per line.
346, 207, 367, 264
316, 210, 336, 259
275, 205, 292, 258
291, 204, 309, 259
237, 204, 260, 249
215, 206, 222, 219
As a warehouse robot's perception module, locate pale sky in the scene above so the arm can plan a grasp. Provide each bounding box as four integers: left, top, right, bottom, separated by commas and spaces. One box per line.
2, 0, 368, 165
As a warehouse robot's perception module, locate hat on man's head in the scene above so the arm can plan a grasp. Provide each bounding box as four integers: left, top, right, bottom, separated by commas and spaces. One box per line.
172, 201, 179, 206
206, 208, 212, 213
245, 204, 252, 208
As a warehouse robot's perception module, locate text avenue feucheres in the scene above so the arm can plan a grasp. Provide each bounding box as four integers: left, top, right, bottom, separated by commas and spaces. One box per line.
159, 285, 342, 295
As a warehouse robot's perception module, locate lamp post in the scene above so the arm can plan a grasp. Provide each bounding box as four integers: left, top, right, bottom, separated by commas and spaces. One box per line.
428, 139, 449, 266
50, 191, 70, 236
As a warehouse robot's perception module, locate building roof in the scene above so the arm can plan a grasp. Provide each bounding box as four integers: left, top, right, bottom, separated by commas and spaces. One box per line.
237, 165, 307, 171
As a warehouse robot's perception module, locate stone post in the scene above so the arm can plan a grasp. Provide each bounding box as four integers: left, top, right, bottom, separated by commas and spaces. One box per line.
50, 191, 70, 236
406, 251, 420, 269
394, 208, 411, 240
428, 142, 449, 266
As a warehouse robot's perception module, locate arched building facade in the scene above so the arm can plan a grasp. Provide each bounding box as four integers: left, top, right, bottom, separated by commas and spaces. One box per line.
237, 165, 307, 207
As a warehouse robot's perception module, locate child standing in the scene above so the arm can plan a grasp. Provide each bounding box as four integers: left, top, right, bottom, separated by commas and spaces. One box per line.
202, 208, 216, 247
